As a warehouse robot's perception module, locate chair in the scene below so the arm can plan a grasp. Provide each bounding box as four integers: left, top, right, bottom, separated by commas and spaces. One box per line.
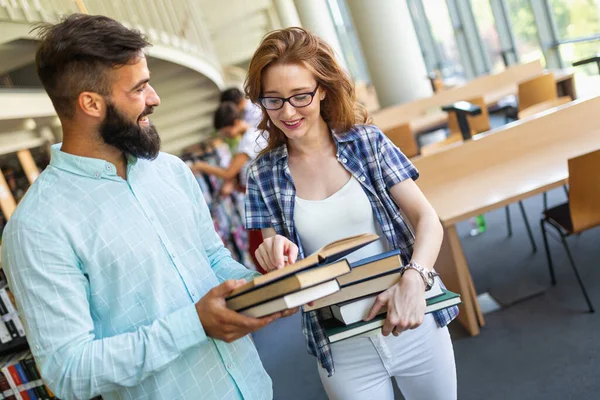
447, 96, 491, 137
385, 123, 419, 159
421, 96, 490, 155
518, 96, 572, 120
518, 72, 558, 113
540, 148, 600, 313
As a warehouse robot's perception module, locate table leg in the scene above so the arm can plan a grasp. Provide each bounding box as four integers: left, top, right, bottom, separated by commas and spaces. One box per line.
435, 225, 484, 335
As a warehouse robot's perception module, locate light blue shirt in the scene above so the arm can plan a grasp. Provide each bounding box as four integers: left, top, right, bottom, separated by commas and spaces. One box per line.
1, 144, 272, 400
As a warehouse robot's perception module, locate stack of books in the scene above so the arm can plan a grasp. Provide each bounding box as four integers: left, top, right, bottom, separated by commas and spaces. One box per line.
226, 233, 379, 317
306, 250, 461, 343
227, 232, 461, 343
0, 350, 57, 400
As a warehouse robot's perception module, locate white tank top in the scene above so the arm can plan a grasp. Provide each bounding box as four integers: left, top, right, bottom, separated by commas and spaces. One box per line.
294, 176, 389, 264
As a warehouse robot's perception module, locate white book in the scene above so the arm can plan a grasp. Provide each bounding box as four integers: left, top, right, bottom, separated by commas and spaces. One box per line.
241, 280, 340, 318
0, 320, 12, 344
331, 279, 444, 325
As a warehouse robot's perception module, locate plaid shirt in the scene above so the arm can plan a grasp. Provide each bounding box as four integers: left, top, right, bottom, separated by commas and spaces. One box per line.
245, 124, 459, 376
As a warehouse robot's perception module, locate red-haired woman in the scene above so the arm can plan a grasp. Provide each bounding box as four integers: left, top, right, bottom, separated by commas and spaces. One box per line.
244, 27, 458, 400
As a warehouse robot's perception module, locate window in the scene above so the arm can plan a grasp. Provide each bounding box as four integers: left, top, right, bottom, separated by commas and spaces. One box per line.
505, 0, 545, 65
327, 0, 371, 83
550, 0, 600, 98
471, 0, 505, 73
422, 0, 466, 80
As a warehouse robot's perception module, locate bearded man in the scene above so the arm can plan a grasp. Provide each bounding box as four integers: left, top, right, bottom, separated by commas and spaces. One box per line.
1, 14, 293, 400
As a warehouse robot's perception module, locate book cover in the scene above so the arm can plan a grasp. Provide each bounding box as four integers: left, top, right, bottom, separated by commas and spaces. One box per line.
0, 370, 17, 400
324, 290, 461, 342
331, 279, 445, 325
338, 249, 403, 287
240, 280, 340, 318
228, 233, 378, 298
227, 260, 350, 311
303, 272, 402, 311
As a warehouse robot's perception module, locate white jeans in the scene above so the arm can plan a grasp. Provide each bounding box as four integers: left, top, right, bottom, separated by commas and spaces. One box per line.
318, 314, 457, 400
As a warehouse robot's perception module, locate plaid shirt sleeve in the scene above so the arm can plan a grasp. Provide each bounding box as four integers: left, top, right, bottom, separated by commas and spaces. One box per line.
373, 126, 420, 189
244, 166, 272, 230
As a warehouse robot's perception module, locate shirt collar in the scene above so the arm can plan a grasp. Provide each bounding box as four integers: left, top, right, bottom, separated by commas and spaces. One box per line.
49, 143, 138, 180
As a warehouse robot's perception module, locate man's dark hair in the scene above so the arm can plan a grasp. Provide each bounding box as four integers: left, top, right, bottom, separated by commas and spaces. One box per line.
220, 88, 245, 104
33, 14, 151, 118
214, 101, 241, 130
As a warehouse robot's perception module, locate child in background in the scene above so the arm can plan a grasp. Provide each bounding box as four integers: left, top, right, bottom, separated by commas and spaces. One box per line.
191, 101, 267, 273
220, 87, 264, 129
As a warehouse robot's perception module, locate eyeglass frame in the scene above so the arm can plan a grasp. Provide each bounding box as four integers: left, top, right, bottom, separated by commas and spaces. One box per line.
258, 84, 320, 111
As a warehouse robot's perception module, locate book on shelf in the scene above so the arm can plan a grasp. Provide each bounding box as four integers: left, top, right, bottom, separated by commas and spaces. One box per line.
227, 233, 379, 298
323, 289, 462, 343
0, 350, 56, 400
331, 279, 444, 325
240, 280, 340, 318
227, 260, 350, 311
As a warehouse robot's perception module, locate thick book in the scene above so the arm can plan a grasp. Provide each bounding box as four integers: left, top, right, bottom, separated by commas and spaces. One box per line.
227, 260, 350, 311
324, 290, 462, 343
331, 279, 444, 325
303, 271, 402, 312
227, 233, 378, 298
240, 280, 340, 318
338, 249, 403, 287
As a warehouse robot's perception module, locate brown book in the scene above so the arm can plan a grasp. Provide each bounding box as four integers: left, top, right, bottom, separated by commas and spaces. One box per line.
337, 249, 402, 287
227, 260, 350, 311
303, 271, 401, 311
227, 233, 378, 298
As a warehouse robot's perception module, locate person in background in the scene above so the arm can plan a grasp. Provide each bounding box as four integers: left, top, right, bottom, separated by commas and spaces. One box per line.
221, 87, 264, 129
1, 14, 293, 400
191, 101, 268, 273
244, 27, 458, 399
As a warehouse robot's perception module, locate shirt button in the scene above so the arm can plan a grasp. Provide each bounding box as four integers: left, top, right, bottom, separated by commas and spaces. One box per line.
227, 363, 233, 369
191, 291, 196, 297
342, 158, 348, 163
360, 176, 366, 182
105, 165, 111, 170
94, 172, 100, 178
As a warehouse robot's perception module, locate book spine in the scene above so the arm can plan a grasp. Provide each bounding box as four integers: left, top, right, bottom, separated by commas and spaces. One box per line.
21, 360, 47, 400
0, 321, 12, 344
0, 371, 16, 400
12, 365, 36, 400
32, 365, 54, 400
2, 321, 18, 340
0, 296, 8, 316
7, 365, 29, 400
0, 291, 16, 315
1, 367, 22, 400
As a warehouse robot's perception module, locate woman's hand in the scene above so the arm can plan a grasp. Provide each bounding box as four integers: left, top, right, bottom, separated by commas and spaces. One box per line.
365, 269, 426, 336
255, 234, 299, 272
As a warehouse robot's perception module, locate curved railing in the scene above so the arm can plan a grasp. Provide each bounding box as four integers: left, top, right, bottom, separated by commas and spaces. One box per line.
0, 0, 222, 84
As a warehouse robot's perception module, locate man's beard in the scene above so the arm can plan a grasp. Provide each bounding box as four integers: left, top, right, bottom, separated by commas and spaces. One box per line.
100, 102, 161, 160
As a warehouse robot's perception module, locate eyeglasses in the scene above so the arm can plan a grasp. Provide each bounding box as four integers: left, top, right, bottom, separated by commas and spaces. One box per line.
258, 84, 319, 111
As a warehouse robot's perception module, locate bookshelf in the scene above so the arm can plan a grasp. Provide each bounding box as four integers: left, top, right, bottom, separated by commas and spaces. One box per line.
0, 336, 28, 358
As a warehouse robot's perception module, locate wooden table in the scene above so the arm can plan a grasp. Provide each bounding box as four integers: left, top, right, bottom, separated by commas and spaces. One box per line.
411, 95, 600, 335
372, 61, 575, 137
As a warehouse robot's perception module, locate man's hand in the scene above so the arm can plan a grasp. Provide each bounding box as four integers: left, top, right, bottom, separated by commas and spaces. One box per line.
197, 279, 298, 343
255, 235, 299, 271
